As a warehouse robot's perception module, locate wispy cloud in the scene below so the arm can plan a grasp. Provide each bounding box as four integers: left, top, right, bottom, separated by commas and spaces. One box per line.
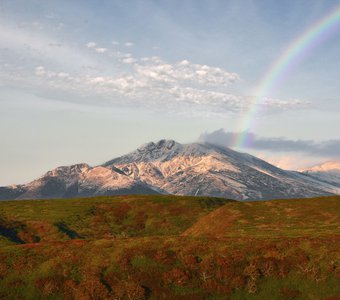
86, 42, 96, 48
94, 47, 108, 53
0, 21, 310, 118
122, 57, 137, 64
31, 55, 309, 116
135, 58, 240, 86
0, 22, 96, 70
85, 42, 108, 53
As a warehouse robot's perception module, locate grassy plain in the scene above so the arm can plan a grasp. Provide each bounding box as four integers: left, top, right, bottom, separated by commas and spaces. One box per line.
0, 195, 339, 299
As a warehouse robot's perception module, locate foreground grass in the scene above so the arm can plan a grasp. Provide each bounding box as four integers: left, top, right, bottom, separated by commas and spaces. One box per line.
0, 195, 339, 299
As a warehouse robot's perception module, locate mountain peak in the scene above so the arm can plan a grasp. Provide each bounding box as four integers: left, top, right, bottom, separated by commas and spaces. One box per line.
104, 140, 184, 166
44, 163, 90, 178
138, 139, 178, 152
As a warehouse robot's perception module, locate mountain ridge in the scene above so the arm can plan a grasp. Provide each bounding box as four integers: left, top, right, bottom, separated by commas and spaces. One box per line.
1, 139, 339, 200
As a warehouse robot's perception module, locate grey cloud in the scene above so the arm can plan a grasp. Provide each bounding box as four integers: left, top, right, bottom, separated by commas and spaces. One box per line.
199, 129, 340, 158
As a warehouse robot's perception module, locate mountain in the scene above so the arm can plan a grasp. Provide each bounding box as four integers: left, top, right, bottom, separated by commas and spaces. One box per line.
1, 140, 339, 200
103, 140, 339, 200
302, 161, 340, 187
0, 163, 158, 200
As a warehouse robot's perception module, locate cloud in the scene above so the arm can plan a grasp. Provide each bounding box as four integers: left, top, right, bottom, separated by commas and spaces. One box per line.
0, 21, 96, 70
85, 42, 108, 53
122, 57, 137, 64
124, 42, 134, 47
0, 21, 309, 118
31, 55, 309, 117
94, 47, 108, 53
199, 129, 340, 158
255, 153, 324, 171
134, 58, 240, 86
86, 41, 96, 48
30, 59, 245, 114
35, 66, 46, 76
34, 66, 72, 80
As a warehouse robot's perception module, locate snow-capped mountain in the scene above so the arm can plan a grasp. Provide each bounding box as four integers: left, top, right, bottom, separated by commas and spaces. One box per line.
1, 140, 339, 201
302, 161, 340, 187
0, 163, 158, 200
103, 140, 339, 200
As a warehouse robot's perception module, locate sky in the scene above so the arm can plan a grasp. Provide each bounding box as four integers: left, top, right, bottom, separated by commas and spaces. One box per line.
1, 0, 340, 185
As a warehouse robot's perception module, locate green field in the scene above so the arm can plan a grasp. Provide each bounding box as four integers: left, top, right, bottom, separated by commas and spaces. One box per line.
0, 195, 339, 299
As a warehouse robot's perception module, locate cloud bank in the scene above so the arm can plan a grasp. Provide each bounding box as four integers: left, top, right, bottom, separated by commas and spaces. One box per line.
199, 129, 340, 158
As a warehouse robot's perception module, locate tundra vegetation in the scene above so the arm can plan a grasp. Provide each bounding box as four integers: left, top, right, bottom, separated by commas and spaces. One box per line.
0, 195, 339, 299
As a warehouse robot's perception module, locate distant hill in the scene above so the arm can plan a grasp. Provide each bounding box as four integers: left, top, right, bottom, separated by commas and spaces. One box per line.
1, 140, 339, 200
303, 161, 340, 187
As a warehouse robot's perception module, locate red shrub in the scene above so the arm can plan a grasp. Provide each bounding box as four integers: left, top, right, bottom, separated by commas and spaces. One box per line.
163, 268, 190, 286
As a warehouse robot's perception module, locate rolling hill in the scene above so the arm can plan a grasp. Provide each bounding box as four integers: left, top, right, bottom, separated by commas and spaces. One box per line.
0, 194, 339, 299
183, 196, 340, 238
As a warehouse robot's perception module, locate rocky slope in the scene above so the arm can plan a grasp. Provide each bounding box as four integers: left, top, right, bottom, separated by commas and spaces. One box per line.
0, 163, 158, 200
1, 140, 339, 200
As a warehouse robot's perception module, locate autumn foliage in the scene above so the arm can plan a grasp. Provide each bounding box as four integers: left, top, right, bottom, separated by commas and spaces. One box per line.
0, 195, 339, 299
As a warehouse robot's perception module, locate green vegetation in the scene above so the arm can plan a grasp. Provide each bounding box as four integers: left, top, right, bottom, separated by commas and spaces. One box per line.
0, 195, 339, 299
183, 197, 340, 238
0, 195, 231, 244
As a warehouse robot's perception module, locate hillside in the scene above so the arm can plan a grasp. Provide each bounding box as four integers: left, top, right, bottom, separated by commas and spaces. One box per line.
183, 196, 340, 237
0, 195, 339, 299
1, 140, 339, 201
0, 195, 230, 246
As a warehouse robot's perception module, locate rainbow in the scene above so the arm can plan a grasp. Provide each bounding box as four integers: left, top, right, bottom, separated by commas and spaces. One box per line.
233, 5, 340, 149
